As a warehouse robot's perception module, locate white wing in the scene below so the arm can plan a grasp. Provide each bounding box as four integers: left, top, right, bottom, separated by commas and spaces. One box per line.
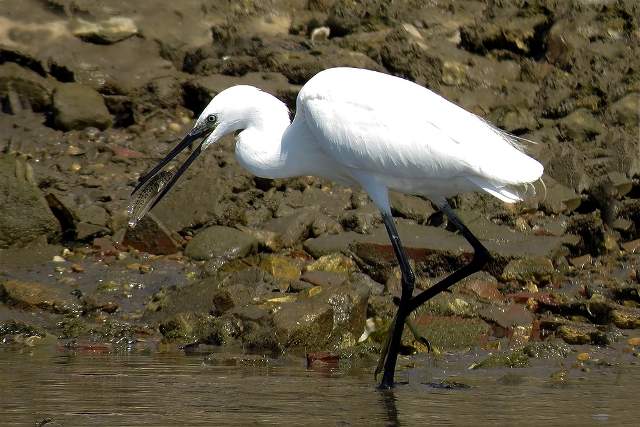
299, 68, 542, 190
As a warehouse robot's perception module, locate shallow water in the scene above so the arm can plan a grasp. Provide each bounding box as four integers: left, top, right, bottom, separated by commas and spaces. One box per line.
1, 349, 639, 426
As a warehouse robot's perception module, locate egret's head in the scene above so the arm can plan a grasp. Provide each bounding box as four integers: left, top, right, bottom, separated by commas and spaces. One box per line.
199, 85, 291, 152
128, 85, 274, 224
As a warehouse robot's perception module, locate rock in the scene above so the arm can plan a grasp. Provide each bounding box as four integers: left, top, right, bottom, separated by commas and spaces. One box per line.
349, 272, 385, 296
258, 254, 302, 281
148, 162, 230, 233
0, 156, 60, 248
0, 63, 52, 113
236, 226, 281, 252
610, 307, 640, 329
380, 25, 443, 88
470, 350, 530, 369
556, 323, 611, 345
306, 351, 339, 368
184, 226, 258, 261
558, 109, 605, 142
184, 73, 297, 114
340, 206, 381, 234
0, 320, 45, 342
540, 176, 582, 214
159, 312, 225, 344
263, 209, 317, 248
311, 214, 343, 237
419, 292, 478, 318
498, 108, 538, 134
569, 254, 592, 269
326, 0, 396, 36
462, 274, 504, 302
602, 171, 634, 199
71, 17, 138, 45
122, 214, 181, 255
76, 205, 109, 227
300, 270, 347, 287
460, 11, 550, 57
268, 46, 383, 85
523, 340, 571, 359
75, 222, 109, 241
304, 222, 568, 266
609, 93, 639, 127
0, 279, 79, 314
621, 239, 640, 254
501, 257, 555, 285
412, 315, 490, 350
273, 281, 369, 351
144, 270, 276, 320
479, 304, 534, 329
389, 191, 435, 223
529, 215, 569, 237
52, 83, 112, 131
305, 253, 357, 274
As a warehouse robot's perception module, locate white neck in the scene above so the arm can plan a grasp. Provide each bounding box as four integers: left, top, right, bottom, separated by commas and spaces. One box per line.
233, 96, 296, 179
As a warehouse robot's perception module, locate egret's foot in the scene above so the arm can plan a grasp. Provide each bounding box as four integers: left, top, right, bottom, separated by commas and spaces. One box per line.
374, 317, 395, 381
374, 317, 432, 382
405, 318, 432, 353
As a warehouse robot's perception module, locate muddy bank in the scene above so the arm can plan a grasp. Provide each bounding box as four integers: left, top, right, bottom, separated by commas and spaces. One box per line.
1, 0, 639, 374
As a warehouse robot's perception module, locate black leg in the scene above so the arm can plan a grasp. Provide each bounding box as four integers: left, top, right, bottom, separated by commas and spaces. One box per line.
377, 201, 491, 389
378, 212, 415, 389
407, 202, 490, 313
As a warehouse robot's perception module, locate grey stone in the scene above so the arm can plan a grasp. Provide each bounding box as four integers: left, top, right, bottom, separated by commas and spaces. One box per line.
304, 221, 568, 260
71, 17, 138, 45
52, 83, 112, 131
390, 191, 435, 224
263, 209, 317, 248
501, 257, 555, 284
273, 281, 369, 351
540, 176, 582, 214
185, 226, 258, 261
558, 109, 605, 142
609, 93, 639, 127
0, 63, 52, 113
122, 214, 181, 255
0, 156, 60, 248
0, 279, 80, 314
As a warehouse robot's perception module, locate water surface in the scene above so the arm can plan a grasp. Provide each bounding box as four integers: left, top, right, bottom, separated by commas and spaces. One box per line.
1, 349, 638, 426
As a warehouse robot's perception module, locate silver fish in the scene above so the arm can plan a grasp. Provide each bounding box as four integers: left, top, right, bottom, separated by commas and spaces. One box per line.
127, 170, 174, 228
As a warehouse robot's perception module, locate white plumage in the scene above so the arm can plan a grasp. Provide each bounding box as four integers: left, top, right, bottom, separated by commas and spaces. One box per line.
201, 67, 543, 212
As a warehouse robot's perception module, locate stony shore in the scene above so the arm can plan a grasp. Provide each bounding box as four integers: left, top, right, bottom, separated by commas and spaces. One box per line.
1, 0, 638, 373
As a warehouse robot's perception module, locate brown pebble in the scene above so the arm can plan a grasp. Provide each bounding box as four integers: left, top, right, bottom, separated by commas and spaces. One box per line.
627, 337, 640, 346
306, 351, 339, 368
576, 352, 590, 361
569, 254, 592, 269
621, 239, 640, 254
71, 264, 85, 273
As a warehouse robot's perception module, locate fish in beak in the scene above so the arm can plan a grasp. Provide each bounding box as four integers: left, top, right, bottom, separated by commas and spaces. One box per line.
128, 116, 217, 227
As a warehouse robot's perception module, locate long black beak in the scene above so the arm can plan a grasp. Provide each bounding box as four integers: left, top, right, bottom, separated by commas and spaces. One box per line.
128, 126, 211, 225
132, 126, 208, 195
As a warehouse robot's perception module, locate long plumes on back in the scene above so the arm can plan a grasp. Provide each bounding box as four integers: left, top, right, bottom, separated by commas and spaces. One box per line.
475, 117, 546, 203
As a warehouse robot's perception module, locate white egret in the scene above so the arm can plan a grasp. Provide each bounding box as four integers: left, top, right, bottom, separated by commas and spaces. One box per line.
130, 67, 543, 389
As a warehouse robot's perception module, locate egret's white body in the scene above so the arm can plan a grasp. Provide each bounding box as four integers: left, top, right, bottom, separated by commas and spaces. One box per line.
204, 67, 542, 213
133, 67, 544, 388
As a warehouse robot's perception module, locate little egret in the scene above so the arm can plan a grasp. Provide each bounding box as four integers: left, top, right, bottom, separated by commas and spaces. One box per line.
130, 67, 543, 389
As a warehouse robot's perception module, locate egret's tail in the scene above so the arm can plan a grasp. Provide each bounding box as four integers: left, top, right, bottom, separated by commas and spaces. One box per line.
467, 175, 546, 204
